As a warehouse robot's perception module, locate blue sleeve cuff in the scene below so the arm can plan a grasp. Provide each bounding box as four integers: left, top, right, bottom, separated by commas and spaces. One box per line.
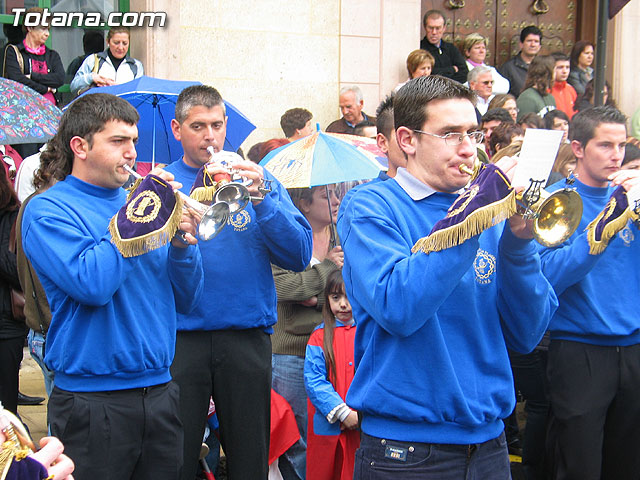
500, 222, 536, 256
252, 193, 276, 221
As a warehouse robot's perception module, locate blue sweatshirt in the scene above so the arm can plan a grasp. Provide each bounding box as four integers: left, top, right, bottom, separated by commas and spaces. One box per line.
539, 179, 640, 346
22, 175, 204, 392
337, 169, 557, 444
165, 159, 312, 332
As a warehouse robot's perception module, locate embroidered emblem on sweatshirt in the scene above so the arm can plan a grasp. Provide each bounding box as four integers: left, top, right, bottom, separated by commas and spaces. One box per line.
474, 249, 495, 284
229, 210, 250, 231
619, 224, 634, 246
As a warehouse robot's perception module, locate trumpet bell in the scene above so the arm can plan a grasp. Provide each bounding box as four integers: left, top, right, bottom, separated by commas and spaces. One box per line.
533, 189, 583, 247
198, 202, 230, 241
214, 183, 250, 213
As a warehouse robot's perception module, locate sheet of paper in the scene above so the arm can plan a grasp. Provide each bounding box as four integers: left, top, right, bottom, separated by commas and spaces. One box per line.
511, 128, 565, 189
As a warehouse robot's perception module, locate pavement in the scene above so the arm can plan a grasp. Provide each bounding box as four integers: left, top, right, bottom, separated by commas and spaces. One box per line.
17, 346, 49, 443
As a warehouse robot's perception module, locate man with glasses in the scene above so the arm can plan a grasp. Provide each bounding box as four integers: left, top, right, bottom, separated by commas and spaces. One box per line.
468, 66, 495, 115
420, 10, 468, 84
339, 75, 557, 479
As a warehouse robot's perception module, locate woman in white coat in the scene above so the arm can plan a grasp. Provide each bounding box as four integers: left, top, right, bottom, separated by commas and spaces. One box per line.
70, 27, 143, 94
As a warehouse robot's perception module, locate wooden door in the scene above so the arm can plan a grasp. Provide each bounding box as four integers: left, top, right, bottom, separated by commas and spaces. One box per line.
421, 0, 584, 69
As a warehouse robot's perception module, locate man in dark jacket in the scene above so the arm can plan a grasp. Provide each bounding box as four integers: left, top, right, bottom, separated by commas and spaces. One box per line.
498, 25, 542, 97
419, 10, 468, 84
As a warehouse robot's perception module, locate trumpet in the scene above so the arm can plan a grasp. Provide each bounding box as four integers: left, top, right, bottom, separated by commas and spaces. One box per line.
458, 162, 583, 247
207, 147, 272, 213
124, 165, 229, 241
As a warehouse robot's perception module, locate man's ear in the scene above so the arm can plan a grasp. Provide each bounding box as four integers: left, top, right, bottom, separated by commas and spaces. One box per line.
69, 136, 89, 160
396, 126, 416, 157
376, 132, 389, 155
570, 139, 584, 161
171, 118, 181, 142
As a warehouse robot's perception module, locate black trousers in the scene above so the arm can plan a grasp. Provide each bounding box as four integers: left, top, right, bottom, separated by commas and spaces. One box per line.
171, 328, 271, 480
547, 340, 640, 480
0, 335, 24, 414
510, 348, 549, 480
48, 381, 183, 480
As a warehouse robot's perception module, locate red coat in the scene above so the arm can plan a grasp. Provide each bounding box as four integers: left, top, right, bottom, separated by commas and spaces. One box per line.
305, 323, 359, 480
551, 81, 577, 119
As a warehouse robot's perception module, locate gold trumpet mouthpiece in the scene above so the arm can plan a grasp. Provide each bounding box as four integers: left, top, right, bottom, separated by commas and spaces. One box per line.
458, 163, 475, 176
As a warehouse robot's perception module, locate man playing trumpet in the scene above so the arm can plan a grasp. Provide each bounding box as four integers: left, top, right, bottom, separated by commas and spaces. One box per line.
337, 75, 557, 479
539, 106, 640, 480
166, 85, 312, 480
21, 93, 205, 480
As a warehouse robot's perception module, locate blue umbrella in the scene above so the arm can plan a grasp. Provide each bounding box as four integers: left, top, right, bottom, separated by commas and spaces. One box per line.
67, 76, 256, 166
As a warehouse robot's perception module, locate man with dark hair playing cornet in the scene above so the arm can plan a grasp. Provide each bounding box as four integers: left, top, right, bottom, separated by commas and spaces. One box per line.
166, 85, 312, 480
338, 75, 557, 479
539, 105, 640, 480
21, 92, 204, 480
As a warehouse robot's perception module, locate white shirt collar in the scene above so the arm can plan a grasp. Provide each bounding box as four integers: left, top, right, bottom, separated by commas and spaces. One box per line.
394, 167, 438, 201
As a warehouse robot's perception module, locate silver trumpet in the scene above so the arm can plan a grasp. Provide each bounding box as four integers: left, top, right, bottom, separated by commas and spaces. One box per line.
124, 165, 229, 241
207, 147, 272, 213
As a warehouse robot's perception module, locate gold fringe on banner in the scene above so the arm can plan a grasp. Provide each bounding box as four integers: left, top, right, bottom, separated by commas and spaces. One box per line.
109, 194, 184, 258
412, 190, 518, 254
586, 200, 631, 255
190, 169, 220, 202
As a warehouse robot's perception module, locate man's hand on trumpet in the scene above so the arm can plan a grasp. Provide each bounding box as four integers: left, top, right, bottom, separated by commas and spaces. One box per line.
609, 168, 640, 192
205, 151, 268, 205
232, 161, 267, 205
493, 155, 536, 240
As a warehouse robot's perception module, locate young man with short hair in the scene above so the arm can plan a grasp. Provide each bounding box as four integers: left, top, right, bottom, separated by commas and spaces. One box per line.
22, 93, 204, 480
166, 85, 312, 480
539, 106, 640, 480
550, 52, 577, 119
339, 75, 557, 479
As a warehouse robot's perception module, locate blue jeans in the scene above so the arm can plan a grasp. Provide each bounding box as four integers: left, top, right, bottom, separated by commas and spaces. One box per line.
272, 353, 307, 480
354, 431, 511, 479
28, 329, 54, 397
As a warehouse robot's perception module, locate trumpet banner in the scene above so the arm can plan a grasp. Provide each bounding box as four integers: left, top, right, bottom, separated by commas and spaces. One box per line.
586, 186, 633, 255
109, 175, 183, 258
412, 164, 517, 254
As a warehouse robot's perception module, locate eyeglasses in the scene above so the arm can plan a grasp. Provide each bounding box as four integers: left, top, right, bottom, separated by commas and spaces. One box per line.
413, 129, 485, 146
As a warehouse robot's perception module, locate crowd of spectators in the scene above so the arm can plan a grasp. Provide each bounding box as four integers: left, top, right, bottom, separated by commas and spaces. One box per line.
2, 6, 640, 480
